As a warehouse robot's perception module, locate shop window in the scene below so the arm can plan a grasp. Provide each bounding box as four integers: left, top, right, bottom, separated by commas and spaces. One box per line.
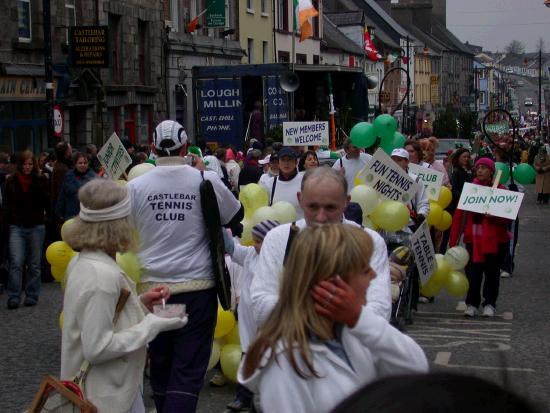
14, 102, 32, 120
0, 128, 14, 153
0, 103, 12, 120
65, 0, 76, 44
109, 14, 123, 83
18, 0, 32, 42
15, 126, 33, 151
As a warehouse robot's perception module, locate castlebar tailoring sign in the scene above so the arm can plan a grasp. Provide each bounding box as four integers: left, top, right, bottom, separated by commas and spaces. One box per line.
70, 26, 109, 67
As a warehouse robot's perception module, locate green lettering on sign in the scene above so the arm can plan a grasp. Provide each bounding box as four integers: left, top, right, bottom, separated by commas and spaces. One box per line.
206, 0, 225, 28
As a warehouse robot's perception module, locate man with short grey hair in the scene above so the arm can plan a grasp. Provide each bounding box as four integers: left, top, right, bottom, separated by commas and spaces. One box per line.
250, 166, 391, 327
332, 138, 372, 194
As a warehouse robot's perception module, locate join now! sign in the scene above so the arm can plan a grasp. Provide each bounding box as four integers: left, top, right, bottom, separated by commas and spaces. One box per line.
283, 122, 329, 146
457, 183, 524, 220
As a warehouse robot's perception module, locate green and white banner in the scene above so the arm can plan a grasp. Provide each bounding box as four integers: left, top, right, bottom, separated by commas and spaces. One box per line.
408, 163, 444, 201
206, 0, 226, 27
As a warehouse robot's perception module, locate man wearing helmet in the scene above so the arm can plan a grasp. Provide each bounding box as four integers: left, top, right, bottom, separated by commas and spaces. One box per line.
127, 120, 243, 412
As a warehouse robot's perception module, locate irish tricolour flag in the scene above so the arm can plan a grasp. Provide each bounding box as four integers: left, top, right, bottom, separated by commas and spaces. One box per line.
294, 0, 318, 42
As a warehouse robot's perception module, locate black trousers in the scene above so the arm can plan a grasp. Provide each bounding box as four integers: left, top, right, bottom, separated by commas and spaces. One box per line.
465, 243, 508, 308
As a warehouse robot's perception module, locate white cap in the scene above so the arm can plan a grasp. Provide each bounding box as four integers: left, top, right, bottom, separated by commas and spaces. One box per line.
153, 120, 187, 152
391, 148, 409, 160
259, 154, 271, 165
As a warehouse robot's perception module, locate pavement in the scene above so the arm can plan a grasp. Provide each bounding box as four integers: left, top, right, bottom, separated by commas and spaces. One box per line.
0, 185, 549, 412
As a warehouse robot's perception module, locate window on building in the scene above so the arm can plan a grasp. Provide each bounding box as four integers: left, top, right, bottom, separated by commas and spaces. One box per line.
248, 38, 254, 63
480, 91, 486, 105
18, 0, 32, 41
296, 53, 307, 64
313, 55, 320, 65
247, 0, 253, 12
65, 0, 76, 44
261, 0, 267, 14
278, 50, 290, 63
138, 20, 149, 85
312, 0, 319, 38
262, 41, 268, 63
109, 14, 123, 83
277, 0, 289, 31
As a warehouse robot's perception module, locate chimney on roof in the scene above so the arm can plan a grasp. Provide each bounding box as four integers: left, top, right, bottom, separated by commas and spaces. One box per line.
431, 0, 446, 26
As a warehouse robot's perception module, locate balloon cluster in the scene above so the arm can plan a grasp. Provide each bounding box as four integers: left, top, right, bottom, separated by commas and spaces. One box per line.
46, 219, 78, 284
421, 246, 470, 298
208, 305, 241, 382
350, 184, 408, 231
494, 161, 536, 185
239, 184, 296, 245
426, 187, 453, 231
350, 115, 405, 155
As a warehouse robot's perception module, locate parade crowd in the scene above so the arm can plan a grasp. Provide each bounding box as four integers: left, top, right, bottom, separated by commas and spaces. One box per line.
0, 119, 545, 413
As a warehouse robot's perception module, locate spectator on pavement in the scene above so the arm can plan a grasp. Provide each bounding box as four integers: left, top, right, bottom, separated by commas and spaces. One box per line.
534, 146, 550, 205
3, 150, 50, 309
449, 148, 473, 213
55, 152, 97, 221
238, 149, 263, 190
332, 138, 372, 194
240, 224, 428, 413
51, 142, 73, 213
61, 179, 185, 413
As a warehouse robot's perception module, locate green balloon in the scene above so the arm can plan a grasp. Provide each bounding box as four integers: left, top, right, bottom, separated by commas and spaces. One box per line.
380, 138, 394, 155
350, 122, 376, 149
513, 163, 536, 185
145, 158, 156, 166
494, 162, 510, 184
188, 146, 203, 158
329, 151, 340, 159
373, 114, 398, 144
392, 132, 406, 149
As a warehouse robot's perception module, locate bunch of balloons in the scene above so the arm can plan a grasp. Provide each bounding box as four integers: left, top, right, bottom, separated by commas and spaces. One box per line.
421, 246, 470, 298
46, 219, 78, 284
494, 162, 536, 185
127, 162, 155, 181
208, 305, 242, 383
349, 115, 405, 155
426, 187, 453, 231
239, 184, 296, 245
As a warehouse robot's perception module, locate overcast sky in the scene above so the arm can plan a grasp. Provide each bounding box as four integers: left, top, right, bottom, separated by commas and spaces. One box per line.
446, 0, 550, 53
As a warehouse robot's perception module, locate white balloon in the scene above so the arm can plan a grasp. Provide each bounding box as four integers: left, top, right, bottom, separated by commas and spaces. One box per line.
251, 206, 278, 226
444, 246, 470, 270
350, 185, 379, 216
127, 163, 155, 181
272, 201, 297, 224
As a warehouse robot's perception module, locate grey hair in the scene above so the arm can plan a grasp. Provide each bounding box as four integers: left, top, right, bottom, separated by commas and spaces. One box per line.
64, 179, 133, 255
301, 166, 348, 195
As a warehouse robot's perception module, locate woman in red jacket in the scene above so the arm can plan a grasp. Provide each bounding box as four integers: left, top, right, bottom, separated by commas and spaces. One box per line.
449, 157, 511, 318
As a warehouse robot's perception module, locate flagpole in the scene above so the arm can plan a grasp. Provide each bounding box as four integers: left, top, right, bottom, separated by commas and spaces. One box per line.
290, 1, 296, 121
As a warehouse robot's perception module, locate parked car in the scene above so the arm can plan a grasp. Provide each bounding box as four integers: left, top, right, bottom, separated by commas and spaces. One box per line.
435, 139, 471, 160
524, 98, 533, 106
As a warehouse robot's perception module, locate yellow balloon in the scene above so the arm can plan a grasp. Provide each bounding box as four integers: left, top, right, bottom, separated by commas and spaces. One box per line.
420, 279, 442, 298
431, 254, 452, 285
272, 201, 296, 224
427, 202, 443, 227
445, 270, 469, 297
214, 306, 236, 339
239, 184, 268, 218
116, 252, 142, 283
370, 201, 409, 232
220, 344, 242, 383
350, 185, 379, 216
46, 241, 75, 268
434, 211, 453, 231
240, 218, 254, 246
207, 339, 222, 371
444, 246, 470, 270
251, 206, 278, 226
59, 311, 64, 330
225, 323, 240, 345
127, 163, 155, 181
51, 265, 66, 282
437, 186, 452, 209
116, 179, 128, 186
60, 218, 76, 242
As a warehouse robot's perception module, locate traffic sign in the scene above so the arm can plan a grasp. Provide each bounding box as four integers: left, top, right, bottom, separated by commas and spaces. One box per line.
53, 105, 63, 138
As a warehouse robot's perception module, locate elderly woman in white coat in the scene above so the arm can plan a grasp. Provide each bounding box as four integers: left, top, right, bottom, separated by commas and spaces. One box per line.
239, 224, 428, 413
61, 179, 186, 413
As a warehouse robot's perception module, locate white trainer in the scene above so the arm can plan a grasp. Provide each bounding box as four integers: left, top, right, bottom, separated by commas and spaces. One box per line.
500, 270, 511, 278
482, 305, 496, 317
464, 305, 478, 317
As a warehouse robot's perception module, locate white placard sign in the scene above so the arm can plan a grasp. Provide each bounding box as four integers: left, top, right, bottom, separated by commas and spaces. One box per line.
356, 148, 418, 203
457, 183, 524, 219
283, 122, 329, 146
410, 221, 436, 283
408, 163, 444, 200
97, 133, 133, 180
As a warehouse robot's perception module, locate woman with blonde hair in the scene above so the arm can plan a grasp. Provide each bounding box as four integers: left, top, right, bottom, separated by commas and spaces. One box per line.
61, 179, 186, 412
239, 224, 428, 413
419, 137, 450, 187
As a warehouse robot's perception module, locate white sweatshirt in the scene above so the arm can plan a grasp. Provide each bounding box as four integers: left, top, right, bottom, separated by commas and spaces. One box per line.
238, 306, 429, 413
250, 219, 392, 327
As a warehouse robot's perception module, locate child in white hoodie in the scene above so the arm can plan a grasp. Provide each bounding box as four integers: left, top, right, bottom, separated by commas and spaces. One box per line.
239, 224, 428, 413
224, 219, 280, 411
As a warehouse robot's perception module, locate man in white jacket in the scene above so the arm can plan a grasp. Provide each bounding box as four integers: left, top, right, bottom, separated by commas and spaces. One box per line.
251, 167, 392, 326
